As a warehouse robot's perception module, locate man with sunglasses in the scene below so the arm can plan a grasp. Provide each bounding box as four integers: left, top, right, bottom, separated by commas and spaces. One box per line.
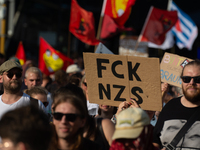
153, 60, 200, 150
0, 60, 46, 119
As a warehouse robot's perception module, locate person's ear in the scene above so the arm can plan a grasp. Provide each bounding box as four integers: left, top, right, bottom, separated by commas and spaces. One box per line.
24, 78, 27, 86
0, 75, 3, 83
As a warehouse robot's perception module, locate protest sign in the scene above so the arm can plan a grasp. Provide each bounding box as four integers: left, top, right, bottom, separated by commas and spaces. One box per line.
119, 36, 149, 57
95, 42, 114, 54
160, 52, 193, 87
83, 53, 162, 111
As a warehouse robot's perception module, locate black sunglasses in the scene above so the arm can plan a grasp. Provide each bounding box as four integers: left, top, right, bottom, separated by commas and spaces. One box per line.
181, 76, 200, 83
5, 72, 22, 79
52, 112, 84, 122
83, 82, 87, 87
43, 102, 49, 107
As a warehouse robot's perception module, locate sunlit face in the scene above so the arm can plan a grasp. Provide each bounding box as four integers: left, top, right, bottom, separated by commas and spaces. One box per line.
25, 72, 42, 89
182, 65, 200, 103
53, 102, 85, 140
99, 105, 114, 113
0, 68, 22, 94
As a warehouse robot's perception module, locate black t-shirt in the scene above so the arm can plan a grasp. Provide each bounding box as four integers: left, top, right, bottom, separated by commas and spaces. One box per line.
153, 97, 200, 149
57, 138, 101, 150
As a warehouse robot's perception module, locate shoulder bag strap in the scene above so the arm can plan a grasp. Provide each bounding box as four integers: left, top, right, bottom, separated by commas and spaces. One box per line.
166, 107, 200, 150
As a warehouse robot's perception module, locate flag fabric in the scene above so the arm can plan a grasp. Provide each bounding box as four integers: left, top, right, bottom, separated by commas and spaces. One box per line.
100, 14, 133, 39
148, 31, 174, 50
69, 0, 100, 45
170, 1, 198, 50
104, 0, 136, 26
140, 7, 178, 45
15, 41, 26, 65
39, 37, 74, 76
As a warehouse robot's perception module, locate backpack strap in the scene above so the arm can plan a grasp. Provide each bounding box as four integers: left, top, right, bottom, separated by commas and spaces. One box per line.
30, 97, 38, 108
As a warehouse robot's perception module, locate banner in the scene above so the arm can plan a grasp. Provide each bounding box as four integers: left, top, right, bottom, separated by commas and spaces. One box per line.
39, 37, 74, 75
119, 36, 148, 57
69, 0, 100, 45
140, 7, 178, 45
15, 41, 26, 65
83, 53, 162, 111
160, 52, 193, 87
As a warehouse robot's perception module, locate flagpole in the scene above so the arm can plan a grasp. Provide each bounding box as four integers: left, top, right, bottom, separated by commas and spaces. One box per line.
67, 31, 71, 66
134, 6, 153, 51
167, 0, 172, 11
167, 0, 174, 54
94, 0, 107, 52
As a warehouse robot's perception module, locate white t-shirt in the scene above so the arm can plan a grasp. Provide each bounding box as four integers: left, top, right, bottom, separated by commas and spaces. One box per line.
0, 93, 46, 119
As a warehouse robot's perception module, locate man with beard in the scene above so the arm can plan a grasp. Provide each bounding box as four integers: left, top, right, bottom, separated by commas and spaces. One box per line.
153, 60, 200, 150
0, 60, 45, 119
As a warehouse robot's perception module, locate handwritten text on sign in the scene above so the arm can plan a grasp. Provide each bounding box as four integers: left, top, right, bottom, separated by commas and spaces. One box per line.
83, 53, 162, 111
160, 52, 193, 88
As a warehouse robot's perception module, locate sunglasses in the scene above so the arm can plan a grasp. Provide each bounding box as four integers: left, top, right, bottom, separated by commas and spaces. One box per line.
52, 112, 84, 122
43, 102, 49, 107
83, 82, 87, 87
181, 76, 200, 83
5, 72, 22, 79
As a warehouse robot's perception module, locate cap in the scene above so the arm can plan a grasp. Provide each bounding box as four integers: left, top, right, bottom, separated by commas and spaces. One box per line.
112, 107, 150, 140
0, 60, 22, 75
66, 64, 81, 73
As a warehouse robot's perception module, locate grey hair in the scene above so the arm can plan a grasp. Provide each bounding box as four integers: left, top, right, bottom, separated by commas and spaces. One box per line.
25, 67, 42, 79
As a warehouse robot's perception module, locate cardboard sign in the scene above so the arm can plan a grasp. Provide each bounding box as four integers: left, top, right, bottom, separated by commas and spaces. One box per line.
119, 36, 149, 57
160, 52, 193, 87
83, 53, 162, 111
95, 43, 114, 54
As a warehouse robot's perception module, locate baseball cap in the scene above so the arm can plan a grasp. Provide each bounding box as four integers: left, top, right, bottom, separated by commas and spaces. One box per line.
112, 107, 150, 140
66, 64, 81, 73
0, 60, 22, 75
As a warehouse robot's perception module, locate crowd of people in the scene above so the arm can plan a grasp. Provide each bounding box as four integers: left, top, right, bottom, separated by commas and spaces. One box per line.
0, 53, 200, 150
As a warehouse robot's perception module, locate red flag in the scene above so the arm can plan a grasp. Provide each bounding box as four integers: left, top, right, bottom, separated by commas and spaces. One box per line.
100, 14, 133, 39
140, 7, 178, 45
69, 0, 100, 45
104, 0, 136, 26
15, 41, 26, 65
39, 37, 74, 76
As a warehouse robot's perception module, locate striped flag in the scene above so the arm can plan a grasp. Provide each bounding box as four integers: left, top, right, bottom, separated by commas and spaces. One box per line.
171, 1, 198, 50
